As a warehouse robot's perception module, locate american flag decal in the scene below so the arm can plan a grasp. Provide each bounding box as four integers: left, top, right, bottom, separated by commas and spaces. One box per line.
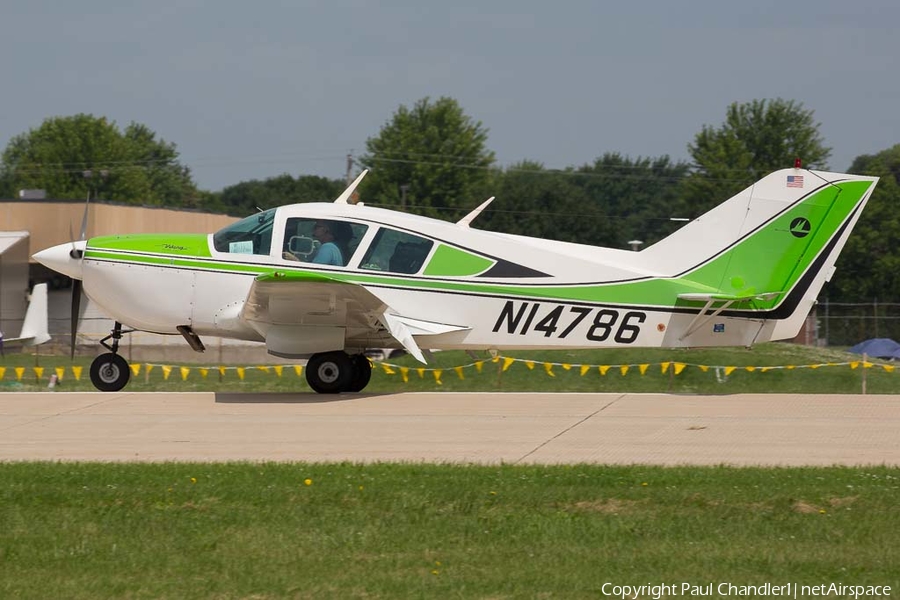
786, 175, 804, 188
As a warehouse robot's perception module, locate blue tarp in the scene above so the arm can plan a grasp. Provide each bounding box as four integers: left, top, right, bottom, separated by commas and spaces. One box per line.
847, 338, 900, 359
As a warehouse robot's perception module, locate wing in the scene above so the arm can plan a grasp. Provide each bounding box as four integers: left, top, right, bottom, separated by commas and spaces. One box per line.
239, 271, 468, 362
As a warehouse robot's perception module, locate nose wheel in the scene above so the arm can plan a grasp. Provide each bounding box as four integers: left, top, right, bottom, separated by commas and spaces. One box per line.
89, 321, 133, 392
89, 353, 131, 392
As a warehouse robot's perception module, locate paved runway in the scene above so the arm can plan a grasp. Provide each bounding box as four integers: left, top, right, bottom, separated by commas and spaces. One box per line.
1, 392, 898, 465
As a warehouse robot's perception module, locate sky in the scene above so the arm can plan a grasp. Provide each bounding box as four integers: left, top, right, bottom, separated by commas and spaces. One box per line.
1, 0, 898, 192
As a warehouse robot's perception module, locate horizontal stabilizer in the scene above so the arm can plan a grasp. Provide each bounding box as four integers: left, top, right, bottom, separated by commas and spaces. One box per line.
678, 291, 783, 303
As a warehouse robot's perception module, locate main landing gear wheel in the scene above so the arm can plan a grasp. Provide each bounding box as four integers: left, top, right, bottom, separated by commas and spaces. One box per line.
90, 353, 131, 392
306, 351, 354, 394
347, 354, 373, 393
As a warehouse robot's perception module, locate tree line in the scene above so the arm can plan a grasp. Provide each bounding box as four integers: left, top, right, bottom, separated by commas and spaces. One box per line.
1, 98, 898, 303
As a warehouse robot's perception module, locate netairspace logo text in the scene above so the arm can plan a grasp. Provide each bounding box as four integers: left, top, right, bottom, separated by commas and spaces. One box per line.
601, 582, 892, 599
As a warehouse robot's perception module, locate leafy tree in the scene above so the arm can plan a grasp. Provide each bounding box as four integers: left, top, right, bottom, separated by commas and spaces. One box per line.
478, 161, 605, 244
683, 99, 831, 214
573, 153, 691, 248
218, 174, 345, 215
0, 114, 196, 206
479, 155, 689, 250
826, 145, 900, 302
358, 97, 495, 221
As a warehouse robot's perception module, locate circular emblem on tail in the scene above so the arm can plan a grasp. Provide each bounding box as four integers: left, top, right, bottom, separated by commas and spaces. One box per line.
790, 217, 811, 238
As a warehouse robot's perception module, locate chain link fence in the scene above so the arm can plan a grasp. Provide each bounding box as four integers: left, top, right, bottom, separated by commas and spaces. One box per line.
814, 301, 900, 347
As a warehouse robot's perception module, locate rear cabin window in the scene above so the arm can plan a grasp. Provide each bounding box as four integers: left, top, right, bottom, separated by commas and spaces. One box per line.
281, 218, 368, 267
213, 209, 275, 255
360, 228, 434, 274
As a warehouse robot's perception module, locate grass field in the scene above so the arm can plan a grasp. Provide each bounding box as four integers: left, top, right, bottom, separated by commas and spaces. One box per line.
0, 342, 897, 394
1, 462, 898, 599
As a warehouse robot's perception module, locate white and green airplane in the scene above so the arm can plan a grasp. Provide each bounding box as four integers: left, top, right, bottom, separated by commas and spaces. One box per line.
33, 167, 878, 393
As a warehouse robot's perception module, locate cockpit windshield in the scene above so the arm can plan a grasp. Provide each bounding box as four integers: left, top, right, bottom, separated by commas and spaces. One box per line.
213, 208, 276, 255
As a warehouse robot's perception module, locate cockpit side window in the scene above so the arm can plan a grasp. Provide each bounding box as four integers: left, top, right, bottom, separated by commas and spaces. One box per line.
360, 228, 434, 274
281, 217, 368, 266
213, 209, 276, 255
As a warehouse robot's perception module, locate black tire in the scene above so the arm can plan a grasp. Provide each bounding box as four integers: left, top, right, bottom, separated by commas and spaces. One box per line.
306, 351, 353, 394
89, 353, 131, 392
347, 354, 373, 392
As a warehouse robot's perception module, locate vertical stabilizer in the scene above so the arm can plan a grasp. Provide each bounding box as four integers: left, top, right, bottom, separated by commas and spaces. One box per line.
7, 283, 51, 346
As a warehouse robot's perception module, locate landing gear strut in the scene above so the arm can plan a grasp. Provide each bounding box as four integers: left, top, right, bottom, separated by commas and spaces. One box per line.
89, 322, 132, 392
305, 351, 372, 394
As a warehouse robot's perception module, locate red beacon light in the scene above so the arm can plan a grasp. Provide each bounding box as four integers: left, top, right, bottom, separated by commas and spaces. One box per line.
794, 157, 802, 169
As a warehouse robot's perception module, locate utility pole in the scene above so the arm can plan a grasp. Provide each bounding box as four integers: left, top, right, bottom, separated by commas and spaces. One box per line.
345, 153, 354, 186
400, 184, 409, 209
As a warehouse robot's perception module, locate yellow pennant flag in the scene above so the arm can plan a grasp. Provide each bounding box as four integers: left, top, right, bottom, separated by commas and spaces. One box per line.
180, 367, 190, 381
502, 357, 515, 372
475, 361, 484, 373
454, 366, 465, 380
562, 363, 572, 371
145, 365, 154, 376
599, 365, 611, 376
745, 366, 756, 372
199, 368, 209, 379
293, 365, 303, 377
580, 364, 590, 376
525, 360, 535, 370
130, 363, 141, 376
55, 367, 65, 381
698, 365, 709, 373
162, 365, 173, 380
785, 365, 796, 370
638, 364, 649, 375
34, 367, 44, 380
850, 362, 860, 370
400, 366, 409, 383
257, 366, 271, 373
724, 366, 737, 376
883, 364, 895, 372
416, 367, 425, 378
674, 363, 687, 375
15, 367, 25, 381
809, 364, 820, 370
619, 365, 630, 376
863, 361, 874, 369
219, 366, 227, 377
381, 364, 396, 375
543, 362, 555, 377
661, 362, 671, 374
491, 355, 500, 363
274, 365, 283, 377
0, 367, 5, 380
433, 369, 443, 385
236, 367, 246, 381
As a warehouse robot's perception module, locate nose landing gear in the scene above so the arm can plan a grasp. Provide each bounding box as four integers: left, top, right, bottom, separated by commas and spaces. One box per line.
89, 322, 133, 392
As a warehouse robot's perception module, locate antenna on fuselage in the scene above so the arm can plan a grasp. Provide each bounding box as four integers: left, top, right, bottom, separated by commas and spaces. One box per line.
334, 169, 369, 204
456, 197, 495, 228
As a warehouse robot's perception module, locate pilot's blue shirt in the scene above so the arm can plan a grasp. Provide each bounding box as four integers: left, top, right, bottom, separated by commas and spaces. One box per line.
312, 242, 343, 266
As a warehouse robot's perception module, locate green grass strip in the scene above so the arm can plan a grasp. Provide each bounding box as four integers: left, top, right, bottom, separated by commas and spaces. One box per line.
0, 462, 897, 599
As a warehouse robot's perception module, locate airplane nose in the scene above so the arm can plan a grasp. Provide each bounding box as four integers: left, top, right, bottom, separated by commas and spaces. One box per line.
33, 242, 86, 281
